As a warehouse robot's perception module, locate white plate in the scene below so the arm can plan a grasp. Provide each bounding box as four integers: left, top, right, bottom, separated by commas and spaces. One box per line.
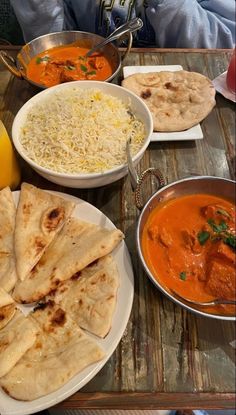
123, 65, 204, 142
0, 191, 134, 415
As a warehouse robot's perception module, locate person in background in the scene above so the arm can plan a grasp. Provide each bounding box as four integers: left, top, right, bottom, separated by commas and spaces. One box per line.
10, 0, 235, 48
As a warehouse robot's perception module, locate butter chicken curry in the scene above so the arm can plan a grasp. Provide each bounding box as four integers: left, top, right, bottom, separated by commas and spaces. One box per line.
142, 194, 236, 314
26, 45, 113, 87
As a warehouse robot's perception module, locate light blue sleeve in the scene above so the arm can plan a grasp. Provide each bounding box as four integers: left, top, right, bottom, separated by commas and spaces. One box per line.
10, 0, 236, 48
10, 0, 65, 42
146, 0, 236, 48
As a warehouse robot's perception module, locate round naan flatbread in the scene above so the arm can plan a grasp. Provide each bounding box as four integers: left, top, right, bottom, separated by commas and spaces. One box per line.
122, 70, 216, 132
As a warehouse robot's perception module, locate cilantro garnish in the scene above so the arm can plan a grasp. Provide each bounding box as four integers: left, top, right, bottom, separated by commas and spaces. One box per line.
179, 271, 187, 281
207, 219, 228, 233
197, 230, 210, 245
36, 56, 49, 64
223, 233, 236, 249
80, 64, 88, 72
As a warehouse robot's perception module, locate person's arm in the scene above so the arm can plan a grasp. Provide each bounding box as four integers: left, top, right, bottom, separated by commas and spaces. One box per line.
146, 0, 235, 48
10, 0, 65, 42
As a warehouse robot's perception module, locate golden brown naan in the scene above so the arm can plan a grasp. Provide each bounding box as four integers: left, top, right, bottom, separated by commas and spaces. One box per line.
0, 187, 17, 292
122, 70, 216, 131
13, 217, 124, 304
0, 302, 104, 401
48, 255, 119, 338
14, 183, 75, 281
0, 288, 16, 330
0, 310, 38, 378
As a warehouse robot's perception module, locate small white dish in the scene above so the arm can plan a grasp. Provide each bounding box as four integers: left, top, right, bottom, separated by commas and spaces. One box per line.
123, 65, 204, 142
212, 71, 236, 103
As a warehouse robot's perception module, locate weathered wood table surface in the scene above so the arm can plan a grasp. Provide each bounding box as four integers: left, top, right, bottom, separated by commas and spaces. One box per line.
0, 47, 235, 411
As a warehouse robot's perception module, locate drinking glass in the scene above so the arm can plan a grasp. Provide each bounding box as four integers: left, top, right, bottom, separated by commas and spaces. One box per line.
0, 120, 21, 190
226, 47, 236, 94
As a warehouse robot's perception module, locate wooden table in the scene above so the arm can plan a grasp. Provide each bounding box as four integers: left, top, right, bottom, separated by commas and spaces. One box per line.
0, 47, 235, 411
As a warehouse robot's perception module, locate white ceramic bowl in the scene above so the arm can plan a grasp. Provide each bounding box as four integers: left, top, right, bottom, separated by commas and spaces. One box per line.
12, 81, 153, 188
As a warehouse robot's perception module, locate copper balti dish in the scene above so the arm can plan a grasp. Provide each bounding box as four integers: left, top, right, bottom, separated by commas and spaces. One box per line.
134, 174, 236, 321
0, 30, 132, 89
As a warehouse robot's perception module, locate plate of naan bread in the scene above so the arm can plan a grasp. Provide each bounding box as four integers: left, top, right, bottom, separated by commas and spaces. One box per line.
122, 65, 216, 141
0, 183, 134, 415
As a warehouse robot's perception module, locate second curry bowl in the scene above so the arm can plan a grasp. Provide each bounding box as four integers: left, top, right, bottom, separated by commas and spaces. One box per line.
136, 175, 236, 321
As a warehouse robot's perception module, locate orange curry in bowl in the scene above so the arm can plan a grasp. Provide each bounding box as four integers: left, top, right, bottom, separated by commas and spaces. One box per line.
26, 44, 113, 87
141, 193, 236, 315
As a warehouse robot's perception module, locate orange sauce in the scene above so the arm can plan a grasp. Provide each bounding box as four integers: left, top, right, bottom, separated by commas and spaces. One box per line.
26, 45, 113, 87
141, 194, 236, 315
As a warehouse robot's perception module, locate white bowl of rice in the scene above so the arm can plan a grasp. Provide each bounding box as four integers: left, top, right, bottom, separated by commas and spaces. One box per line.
12, 81, 153, 188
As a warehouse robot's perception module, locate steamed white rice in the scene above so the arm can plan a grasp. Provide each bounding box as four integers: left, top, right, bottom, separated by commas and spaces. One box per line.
20, 87, 146, 174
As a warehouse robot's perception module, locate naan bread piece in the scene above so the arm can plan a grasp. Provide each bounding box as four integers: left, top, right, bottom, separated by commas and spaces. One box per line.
0, 287, 16, 330
0, 287, 14, 308
48, 255, 119, 338
122, 70, 216, 131
13, 217, 124, 304
0, 187, 17, 292
0, 302, 104, 401
0, 310, 38, 378
14, 182, 75, 281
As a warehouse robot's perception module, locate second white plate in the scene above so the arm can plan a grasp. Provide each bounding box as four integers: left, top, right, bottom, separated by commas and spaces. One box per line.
123, 65, 203, 142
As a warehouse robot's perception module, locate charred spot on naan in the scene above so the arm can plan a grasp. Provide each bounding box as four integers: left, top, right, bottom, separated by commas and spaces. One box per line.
41, 206, 65, 233
50, 308, 66, 327
71, 271, 81, 280
0, 251, 10, 256
164, 82, 179, 91
33, 300, 54, 312
33, 237, 47, 255
33, 301, 66, 327
141, 89, 152, 99
22, 202, 33, 217
0, 304, 15, 322
29, 255, 48, 278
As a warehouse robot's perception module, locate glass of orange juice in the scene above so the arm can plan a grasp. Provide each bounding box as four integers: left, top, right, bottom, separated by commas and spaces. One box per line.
0, 120, 21, 190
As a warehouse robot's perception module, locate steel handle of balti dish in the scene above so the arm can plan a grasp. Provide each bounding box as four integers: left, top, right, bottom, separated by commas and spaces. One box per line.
0, 50, 23, 79
121, 32, 133, 61
126, 138, 166, 210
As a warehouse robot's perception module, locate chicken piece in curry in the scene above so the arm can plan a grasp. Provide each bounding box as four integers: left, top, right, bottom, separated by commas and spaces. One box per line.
142, 194, 236, 315
26, 45, 113, 87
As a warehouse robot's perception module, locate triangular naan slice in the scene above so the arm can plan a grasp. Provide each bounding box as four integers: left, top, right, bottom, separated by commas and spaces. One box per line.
0, 287, 16, 330
14, 183, 75, 281
13, 217, 124, 303
0, 309, 39, 378
48, 255, 119, 338
0, 187, 17, 292
0, 302, 104, 401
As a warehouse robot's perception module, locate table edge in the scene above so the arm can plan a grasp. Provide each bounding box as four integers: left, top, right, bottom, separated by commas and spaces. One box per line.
54, 392, 236, 410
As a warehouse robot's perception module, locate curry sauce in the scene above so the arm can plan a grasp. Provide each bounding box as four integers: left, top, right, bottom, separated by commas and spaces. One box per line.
26, 45, 113, 87
142, 194, 236, 315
